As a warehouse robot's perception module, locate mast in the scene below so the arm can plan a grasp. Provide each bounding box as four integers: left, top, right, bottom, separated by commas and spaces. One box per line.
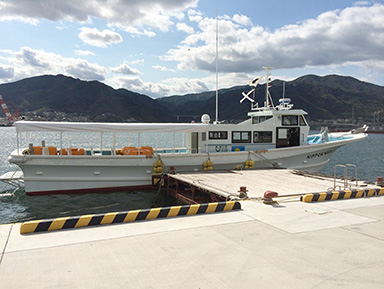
263, 67, 272, 108
215, 0, 219, 123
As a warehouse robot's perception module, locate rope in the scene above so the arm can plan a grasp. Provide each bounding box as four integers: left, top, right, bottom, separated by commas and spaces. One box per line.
365, 136, 384, 152
152, 172, 166, 206
365, 136, 384, 162
249, 150, 279, 167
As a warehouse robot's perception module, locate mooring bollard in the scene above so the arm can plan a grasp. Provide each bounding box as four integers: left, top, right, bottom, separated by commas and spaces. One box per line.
238, 186, 248, 198
263, 190, 278, 204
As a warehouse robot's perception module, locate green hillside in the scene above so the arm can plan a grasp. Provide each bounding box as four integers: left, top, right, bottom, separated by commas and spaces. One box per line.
0, 74, 383, 123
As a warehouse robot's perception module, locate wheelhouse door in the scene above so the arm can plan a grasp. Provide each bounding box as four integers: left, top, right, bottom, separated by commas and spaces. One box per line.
191, 132, 199, 153
276, 127, 300, 148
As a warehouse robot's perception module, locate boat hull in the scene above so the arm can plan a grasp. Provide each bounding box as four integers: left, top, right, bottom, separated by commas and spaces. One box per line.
9, 134, 365, 195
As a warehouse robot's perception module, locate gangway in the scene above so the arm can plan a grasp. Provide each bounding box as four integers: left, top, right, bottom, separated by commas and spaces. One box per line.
0, 170, 24, 195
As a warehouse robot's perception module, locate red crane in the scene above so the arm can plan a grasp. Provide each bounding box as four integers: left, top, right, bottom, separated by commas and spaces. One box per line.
0, 94, 19, 122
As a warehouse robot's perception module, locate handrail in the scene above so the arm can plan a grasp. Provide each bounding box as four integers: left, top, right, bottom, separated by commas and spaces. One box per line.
333, 164, 358, 190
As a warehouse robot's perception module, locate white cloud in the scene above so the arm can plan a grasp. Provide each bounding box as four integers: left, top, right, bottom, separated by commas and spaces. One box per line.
176, 22, 194, 34
152, 65, 175, 72
17, 47, 50, 68
130, 59, 144, 65
78, 27, 123, 47
0, 1, 91, 23
0, 65, 14, 79
164, 4, 384, 74
0, 0, 199, 36
107, 72, 248, 98
5, 47, 106, 81
111, 63, 141, 75
174, 12, 186, 21
352, 1, 371, 6
232, 14, 252, 26
122, 26, 156, 37
187, 9, 203, 22
74, 50, 96, 56
110, 76, 168, 97
108, 74, 209, 98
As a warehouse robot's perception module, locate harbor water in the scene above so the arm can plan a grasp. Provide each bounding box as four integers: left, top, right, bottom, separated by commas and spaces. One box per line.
0, 127, 383, 224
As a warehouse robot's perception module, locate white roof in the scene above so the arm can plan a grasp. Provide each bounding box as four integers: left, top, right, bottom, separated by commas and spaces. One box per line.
13, 121, 209, 133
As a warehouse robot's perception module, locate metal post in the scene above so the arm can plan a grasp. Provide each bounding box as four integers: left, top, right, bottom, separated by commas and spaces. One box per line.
334, 164, 347, 190
100, 132, 103, 154
345, 164, 358, 187
173, 132, 175, 153
16, 130, 19, 153
215, 0, 219, 123
113, 132, 116, 151
156, 133, 158, 154
60, 132, 63, 155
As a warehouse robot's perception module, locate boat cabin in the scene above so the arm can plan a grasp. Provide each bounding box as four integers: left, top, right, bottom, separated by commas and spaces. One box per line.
189, 98, 310, 154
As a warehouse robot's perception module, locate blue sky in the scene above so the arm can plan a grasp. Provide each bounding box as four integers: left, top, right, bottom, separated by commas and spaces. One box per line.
0, 0, 383, 98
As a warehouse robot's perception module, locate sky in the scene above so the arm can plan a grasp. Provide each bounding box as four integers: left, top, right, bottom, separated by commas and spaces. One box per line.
0, 0, 384, 98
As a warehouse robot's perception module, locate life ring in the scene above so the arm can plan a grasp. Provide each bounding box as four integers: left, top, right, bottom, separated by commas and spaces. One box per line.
215, 146, 221, 152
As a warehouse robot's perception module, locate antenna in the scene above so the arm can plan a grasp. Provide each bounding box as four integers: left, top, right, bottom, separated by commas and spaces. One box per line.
263, 67, 273, 108
215, 0, 219, 124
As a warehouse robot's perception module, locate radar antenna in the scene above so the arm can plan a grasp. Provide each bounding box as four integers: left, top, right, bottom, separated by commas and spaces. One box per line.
240, 67, 275, 110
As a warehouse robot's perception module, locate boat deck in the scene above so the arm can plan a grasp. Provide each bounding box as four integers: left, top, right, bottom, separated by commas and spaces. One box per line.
0, 169, 383, 288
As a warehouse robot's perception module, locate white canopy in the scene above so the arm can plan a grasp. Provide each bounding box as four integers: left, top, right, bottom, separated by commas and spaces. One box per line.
13, 121, 210, 133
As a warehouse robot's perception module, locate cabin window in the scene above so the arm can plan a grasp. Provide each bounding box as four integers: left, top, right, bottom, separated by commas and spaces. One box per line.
232, 131, 251, 143
254, 131, 272, 143
299, 115, 307, 126
282, 115, 298, 126
252, 115, 272, 124
209, 131, 228, 140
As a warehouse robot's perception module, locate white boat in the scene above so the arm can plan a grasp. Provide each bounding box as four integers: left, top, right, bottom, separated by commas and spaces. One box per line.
8, 68, 368, 195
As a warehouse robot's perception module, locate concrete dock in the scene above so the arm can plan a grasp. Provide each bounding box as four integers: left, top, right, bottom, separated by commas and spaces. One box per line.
1, 169, 384, 288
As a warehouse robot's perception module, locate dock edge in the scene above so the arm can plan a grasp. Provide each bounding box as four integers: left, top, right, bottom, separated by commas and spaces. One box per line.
19, 201, 242, 234
301, 188, 384, 202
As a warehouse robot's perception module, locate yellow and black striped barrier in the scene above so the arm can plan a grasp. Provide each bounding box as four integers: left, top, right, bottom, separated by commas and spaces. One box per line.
301, 188, 384, 203
20, 201, 241, 234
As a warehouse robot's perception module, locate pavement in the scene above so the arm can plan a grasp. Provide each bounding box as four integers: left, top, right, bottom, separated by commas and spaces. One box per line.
0, 194, 383, 289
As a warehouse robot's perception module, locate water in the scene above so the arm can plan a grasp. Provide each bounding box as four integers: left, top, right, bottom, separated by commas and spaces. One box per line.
322, 133, 384, 182
0, 127, 383, 224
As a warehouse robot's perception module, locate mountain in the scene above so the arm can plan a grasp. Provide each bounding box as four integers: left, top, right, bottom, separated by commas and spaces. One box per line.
288, 75, 384, 121
0, 74, 383, 123
158, 75, 384, 122
0, 75, 173, 122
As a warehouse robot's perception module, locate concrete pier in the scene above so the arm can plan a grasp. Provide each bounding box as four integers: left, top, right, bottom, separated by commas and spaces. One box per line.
164, 168, 382, 202
1, 169, 383, 288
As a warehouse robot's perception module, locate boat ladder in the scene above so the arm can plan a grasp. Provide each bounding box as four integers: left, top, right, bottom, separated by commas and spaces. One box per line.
333, 164, 358, 191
